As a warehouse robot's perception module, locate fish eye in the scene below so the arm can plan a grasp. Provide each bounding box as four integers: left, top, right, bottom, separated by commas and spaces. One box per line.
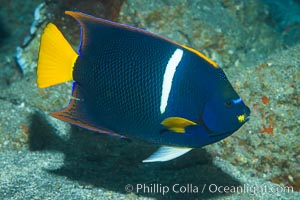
224, 100, 233, 108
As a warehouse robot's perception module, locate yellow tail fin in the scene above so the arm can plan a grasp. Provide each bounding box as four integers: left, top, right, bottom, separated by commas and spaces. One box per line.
37, 23, 78, 88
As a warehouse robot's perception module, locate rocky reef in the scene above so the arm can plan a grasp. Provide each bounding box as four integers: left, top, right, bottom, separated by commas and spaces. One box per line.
0, 0, 299, 199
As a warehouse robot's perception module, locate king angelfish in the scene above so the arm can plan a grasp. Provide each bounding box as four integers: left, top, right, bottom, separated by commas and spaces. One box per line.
37, 11, 251, 162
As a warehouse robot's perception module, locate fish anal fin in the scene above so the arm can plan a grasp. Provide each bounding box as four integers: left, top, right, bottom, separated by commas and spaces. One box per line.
143, 146, 192, 162
50, 111, 120, 137
51, 83, 122, 137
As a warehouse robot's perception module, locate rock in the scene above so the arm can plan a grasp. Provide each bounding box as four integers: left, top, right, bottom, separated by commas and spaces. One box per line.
0, 0, 299, 199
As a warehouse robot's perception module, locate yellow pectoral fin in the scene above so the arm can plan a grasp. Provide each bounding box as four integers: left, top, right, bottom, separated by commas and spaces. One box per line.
161, 117, 197, 134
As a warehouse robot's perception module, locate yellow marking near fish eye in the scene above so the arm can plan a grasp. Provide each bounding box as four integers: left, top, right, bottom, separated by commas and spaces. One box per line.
181, 45, 218, 68
238, 114, 245, 123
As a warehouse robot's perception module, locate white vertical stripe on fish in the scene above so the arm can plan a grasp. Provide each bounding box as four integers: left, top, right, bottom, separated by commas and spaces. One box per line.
160, 48, 183, 114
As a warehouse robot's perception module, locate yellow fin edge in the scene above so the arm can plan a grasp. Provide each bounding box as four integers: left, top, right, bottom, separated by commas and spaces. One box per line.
181, 45, 218, 68
37, 23, 78, 88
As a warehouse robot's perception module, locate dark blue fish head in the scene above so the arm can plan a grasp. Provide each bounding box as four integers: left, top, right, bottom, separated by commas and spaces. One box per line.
201, 70, 251, 137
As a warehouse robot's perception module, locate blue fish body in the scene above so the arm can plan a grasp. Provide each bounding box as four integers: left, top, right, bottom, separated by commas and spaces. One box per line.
37, 11, 250, 161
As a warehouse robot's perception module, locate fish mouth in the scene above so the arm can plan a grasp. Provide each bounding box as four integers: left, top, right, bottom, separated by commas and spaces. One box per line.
208, 112, 251, 138
199, 104, 251, 139
199, 113, 250, 138
243, 107, 251, 122
245, 115, 250, 122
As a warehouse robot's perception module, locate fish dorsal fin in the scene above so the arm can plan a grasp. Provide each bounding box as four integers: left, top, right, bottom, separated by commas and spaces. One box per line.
143, 146, 193, 162
65, 11, 218, 69
161, 117, 197, 133
51, 82, 122, 137
65, 11, 180, 55
65, 11, 103, 55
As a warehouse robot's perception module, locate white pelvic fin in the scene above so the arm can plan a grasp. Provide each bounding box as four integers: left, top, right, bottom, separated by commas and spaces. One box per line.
142, 146, 192, 163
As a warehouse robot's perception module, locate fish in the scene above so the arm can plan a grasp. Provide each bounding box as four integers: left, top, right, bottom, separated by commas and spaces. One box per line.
37, 11, 251, 162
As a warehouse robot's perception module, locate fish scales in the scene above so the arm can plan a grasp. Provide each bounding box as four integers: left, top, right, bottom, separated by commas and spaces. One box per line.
36, 11, 251, 161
